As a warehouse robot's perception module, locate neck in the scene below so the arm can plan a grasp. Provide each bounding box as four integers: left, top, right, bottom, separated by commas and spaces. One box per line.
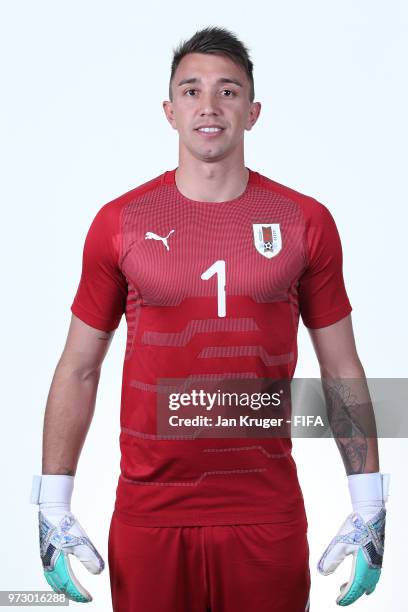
175, 151, 249, 203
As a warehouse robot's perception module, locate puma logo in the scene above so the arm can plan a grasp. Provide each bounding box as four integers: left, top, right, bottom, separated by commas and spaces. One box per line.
144, 229, 175, 251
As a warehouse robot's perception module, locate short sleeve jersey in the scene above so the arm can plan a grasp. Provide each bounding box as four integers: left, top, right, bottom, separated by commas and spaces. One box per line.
71, 168, 352, 527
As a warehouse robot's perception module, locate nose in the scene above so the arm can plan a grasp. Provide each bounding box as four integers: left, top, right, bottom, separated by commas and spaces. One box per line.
199, 91, 220, 116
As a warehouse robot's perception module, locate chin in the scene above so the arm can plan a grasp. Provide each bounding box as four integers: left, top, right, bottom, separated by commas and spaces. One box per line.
184, 142, 228, 162
199, 147, 228, 161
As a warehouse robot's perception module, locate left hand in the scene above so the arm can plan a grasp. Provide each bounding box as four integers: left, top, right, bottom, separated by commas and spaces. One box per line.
317, 506, 386, 606
318, 472, 390, 606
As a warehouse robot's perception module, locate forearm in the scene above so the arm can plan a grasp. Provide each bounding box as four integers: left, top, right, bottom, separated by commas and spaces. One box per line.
42, 357, 101, 476
320, 364, 379, 475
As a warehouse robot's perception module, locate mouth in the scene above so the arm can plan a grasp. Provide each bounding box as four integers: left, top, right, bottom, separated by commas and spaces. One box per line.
194, 126, 225, 137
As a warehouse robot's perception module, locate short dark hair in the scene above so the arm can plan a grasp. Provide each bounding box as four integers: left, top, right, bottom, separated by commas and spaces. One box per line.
169, 26, 255, 102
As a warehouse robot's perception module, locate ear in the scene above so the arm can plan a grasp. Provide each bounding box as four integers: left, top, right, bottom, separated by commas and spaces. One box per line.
163, 100, 177, 129
245, 101, 261, 131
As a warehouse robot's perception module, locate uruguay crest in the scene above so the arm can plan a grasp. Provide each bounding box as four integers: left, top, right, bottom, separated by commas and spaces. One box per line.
252, 224, 282, 259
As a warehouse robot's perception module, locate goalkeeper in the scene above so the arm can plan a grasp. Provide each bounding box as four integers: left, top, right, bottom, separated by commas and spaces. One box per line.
30, 25, 390, 610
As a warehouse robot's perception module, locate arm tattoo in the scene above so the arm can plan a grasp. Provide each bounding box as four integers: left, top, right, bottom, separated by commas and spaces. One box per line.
321, 378, 377, 475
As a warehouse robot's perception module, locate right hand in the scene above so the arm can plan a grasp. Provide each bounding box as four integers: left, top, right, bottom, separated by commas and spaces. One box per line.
37, 506, 105, 603
31, 475, 105, 603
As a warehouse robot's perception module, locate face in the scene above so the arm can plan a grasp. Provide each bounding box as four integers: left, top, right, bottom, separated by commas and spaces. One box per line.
163, 53, 261, 163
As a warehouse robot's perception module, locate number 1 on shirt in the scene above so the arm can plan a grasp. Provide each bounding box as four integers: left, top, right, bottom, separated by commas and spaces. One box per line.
201, 260, 226, 318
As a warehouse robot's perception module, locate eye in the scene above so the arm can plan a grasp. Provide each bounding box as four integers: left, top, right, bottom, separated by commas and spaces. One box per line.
185, 89, 197, 96
221, 89, 236, 97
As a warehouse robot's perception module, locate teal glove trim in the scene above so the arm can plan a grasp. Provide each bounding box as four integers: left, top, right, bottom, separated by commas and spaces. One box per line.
337, 548, 381, 606
44, 551, 91, 603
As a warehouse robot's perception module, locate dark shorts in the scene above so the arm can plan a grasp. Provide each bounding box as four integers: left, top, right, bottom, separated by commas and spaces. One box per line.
108, 511, 310, 612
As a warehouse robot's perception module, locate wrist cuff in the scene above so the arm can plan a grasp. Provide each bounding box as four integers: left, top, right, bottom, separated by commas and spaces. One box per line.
348, 472, 390, 506
30, 475, 74, 505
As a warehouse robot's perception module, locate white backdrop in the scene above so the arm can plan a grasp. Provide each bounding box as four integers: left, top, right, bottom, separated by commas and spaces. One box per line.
1, 0, 407, 610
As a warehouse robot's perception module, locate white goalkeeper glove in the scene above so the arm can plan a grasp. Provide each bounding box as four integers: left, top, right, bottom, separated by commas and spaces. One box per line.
317, 472, 389, 606
30, 475, 105, 603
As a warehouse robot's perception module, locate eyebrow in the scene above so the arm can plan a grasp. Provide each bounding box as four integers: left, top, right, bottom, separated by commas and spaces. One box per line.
177, 77, 243, 88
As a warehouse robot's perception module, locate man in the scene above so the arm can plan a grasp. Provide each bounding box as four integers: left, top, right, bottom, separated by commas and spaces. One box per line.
31, 27, 389, 611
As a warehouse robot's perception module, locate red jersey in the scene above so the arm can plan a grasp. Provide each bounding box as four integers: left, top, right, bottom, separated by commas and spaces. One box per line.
71, 168, 352, 527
